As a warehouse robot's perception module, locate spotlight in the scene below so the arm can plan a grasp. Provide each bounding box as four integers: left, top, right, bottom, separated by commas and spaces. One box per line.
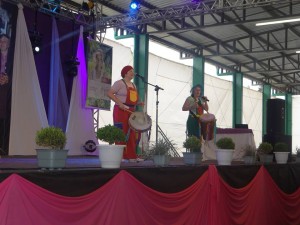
129, 0, 140, 10
29, 31, 42, 54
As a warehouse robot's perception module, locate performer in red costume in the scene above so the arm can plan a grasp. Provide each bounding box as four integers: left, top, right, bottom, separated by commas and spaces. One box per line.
107, 65, 143, 159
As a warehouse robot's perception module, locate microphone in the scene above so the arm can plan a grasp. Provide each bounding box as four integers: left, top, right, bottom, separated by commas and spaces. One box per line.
135, 73, 144, 79
201, 96, 209, 102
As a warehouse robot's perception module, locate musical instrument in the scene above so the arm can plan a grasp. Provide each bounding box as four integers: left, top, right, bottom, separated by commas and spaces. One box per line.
199, 113, 216, 141
128, 111, 152, 132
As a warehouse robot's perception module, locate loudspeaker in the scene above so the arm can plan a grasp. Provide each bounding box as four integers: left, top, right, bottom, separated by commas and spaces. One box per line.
267, 99, 285, 135
263, 134, 292, 155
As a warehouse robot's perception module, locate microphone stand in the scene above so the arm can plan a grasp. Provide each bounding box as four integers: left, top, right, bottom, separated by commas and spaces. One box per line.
136, 76, 164, 145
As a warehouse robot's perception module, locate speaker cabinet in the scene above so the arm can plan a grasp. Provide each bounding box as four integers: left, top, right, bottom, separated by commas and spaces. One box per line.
267, 99, 285, 135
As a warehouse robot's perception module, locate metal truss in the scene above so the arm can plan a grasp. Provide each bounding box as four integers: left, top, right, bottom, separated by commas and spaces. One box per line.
97, 0, 300, 30
4, 0, 97, 26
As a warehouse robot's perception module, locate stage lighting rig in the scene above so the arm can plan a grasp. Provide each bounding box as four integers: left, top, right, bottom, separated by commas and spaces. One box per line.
29, 31, 43, 54
65, 56, 80, 77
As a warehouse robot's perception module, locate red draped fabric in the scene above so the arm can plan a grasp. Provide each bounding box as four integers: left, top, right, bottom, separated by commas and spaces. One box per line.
1, 166, 300, 225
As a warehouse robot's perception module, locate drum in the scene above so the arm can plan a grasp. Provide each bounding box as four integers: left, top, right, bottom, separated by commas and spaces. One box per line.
200, 113, 216, 141
129, 112, 152, 132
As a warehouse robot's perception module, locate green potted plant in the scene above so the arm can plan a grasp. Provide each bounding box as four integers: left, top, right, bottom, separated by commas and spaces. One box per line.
257, 142, 273, 163
35, 126, 68, 169
243, 145, 256, 164
273, 142, 289, 164
182, 136, 202, 165
96, 124, 126, 168
215, 137, 235, 165
150, 138, 175, 166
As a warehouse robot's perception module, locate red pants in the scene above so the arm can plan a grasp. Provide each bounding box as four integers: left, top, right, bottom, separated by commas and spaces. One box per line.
113, 105, 137, 159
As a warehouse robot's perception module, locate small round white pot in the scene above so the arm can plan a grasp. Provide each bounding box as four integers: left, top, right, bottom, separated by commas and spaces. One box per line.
274, 152, 289, 164
215, 149, 234, 165
98, 145, 125, 168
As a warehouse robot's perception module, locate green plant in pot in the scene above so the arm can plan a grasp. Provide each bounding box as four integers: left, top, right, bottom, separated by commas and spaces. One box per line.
35, 126, 68, 169
216, 137, 235, 150
257, 142, 273, 163
36, 126, 67, 149
183, 136, 201, 153
96, 124, 126, 144
96, 124, 126, 169
274, 142, 289, 164
215, 137, 235, 165
182, 136, 202, 165
150, 138, 175, 166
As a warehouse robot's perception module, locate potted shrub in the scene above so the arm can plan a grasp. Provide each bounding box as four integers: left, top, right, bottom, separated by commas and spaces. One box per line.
35, 126, 68, 169
243, 145, 256, 165
215, 137, 235, 165
274, 142, 289, 164
150, 138, 175, 166
96, 124, 126, 168
182, 136, 202, 165
257, 142, 273, 163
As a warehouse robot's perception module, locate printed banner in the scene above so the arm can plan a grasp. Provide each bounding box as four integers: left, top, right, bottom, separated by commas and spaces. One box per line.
86, 39, 112, 110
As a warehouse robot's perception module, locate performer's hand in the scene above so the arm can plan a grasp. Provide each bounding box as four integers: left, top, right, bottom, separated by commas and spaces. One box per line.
119, 103, 129, 110
137, 102, 144, 106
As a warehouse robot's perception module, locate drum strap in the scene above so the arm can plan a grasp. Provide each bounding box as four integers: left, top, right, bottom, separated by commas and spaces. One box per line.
189, 110, 201, 122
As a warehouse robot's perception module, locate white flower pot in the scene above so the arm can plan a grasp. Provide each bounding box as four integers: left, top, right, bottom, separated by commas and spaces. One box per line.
98, 145, 125, 168
274, 152, 289, 164
215, 149, 234, 165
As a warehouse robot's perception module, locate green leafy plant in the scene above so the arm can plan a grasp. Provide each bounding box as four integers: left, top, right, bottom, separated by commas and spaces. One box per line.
216, 137, 235, 150
150, 138, 176, 155
35, 126, 67, 149
274, 142, 289, 152
183, 136, 202, 153
96, 125, 126, 145
258, 142, 273, 154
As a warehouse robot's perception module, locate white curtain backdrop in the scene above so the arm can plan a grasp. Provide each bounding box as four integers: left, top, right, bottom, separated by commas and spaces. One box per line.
65, 26, 98, 155
9, 4, 48, 155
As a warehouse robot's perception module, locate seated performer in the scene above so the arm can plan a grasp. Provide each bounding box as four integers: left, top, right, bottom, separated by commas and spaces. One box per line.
182, 84, 209, 138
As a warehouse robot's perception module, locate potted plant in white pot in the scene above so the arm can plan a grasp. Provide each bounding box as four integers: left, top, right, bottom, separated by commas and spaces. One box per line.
35, 126, 68, 169
183, 136, 202, 165
96, 124, 126, 168
257, 142, 273, 164
274, 142, 289, 164
215, 137, 235, 165
149, 138, 174, 166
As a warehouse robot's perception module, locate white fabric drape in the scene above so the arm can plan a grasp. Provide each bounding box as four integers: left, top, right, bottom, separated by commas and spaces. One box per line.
9, 4, 48, 155
65, 26, 98, 155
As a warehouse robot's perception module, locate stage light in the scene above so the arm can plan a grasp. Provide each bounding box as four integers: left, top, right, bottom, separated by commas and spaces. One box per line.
296, 51, 300, 54
29, 31, 42, 54
129, 0, 140, 10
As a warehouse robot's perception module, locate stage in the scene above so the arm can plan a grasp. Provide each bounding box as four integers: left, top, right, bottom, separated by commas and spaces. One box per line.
1, 156, 300, 225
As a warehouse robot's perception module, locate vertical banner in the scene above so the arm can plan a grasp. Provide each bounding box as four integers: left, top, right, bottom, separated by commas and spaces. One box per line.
86, 39, 112, 110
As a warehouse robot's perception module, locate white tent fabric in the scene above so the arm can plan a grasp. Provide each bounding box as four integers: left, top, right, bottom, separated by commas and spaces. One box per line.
65, 26, 98, 155
9, 4, 48, 155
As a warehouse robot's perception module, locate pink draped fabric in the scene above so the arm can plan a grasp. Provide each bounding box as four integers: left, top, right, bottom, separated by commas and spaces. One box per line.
1, 166, 300, 225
